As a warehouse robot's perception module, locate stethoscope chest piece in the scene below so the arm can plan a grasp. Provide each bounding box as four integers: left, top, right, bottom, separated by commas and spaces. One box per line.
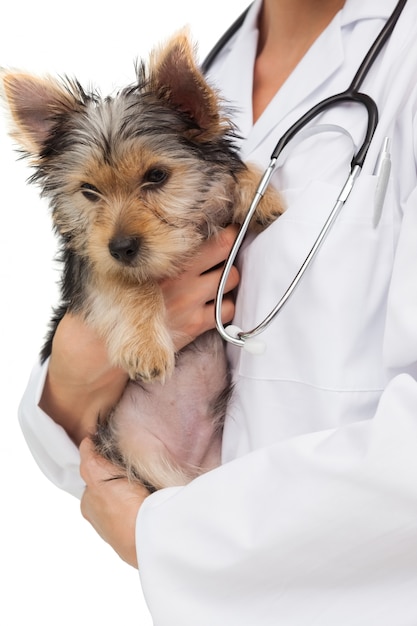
224, 325, 266, 354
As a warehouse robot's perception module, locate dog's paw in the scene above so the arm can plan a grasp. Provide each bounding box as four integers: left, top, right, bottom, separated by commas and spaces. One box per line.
252, 204, 283, 232
119, 337, 175, 382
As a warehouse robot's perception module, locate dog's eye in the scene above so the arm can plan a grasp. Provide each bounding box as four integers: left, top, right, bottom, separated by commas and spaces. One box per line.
81, 183, 101, 202
143, 168, 169, 185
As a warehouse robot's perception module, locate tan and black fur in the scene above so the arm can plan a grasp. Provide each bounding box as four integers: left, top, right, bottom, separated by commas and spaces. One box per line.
1, 33, 284, 489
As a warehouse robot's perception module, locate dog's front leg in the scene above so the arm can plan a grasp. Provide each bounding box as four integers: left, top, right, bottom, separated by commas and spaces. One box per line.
233, 165, 285, 232
87, 281, 175, 382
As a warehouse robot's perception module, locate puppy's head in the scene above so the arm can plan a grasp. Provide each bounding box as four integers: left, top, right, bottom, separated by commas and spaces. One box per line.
0, 32, 244, 283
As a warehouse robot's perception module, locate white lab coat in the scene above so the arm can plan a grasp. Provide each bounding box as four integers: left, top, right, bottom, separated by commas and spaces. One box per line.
19, 0, 417, 623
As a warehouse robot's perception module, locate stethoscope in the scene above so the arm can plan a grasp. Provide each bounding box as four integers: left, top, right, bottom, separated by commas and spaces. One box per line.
206, 0, 408, 354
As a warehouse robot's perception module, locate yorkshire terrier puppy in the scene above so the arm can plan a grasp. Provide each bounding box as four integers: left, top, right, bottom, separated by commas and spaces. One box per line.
1, 33, 283, 490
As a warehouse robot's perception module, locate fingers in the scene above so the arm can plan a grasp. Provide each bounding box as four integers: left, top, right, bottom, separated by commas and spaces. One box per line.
200, 293, 235, 335
80, 438, 148, 568
191, 225, 239, 275
160, 225, 239, 303
79, 437, 120, 483
188, 261, 239, 307
160, 226, 240, 348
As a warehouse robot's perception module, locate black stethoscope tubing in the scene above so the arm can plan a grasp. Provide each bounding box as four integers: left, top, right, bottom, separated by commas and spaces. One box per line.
208, 0, 408, 349
201, 6, 251, 75
273, 0, 408, 169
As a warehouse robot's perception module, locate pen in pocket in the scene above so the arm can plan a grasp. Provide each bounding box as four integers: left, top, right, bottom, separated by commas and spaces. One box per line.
373, 137, 391, 227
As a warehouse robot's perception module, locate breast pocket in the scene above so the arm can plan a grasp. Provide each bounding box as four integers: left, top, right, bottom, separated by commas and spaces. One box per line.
231, 173, 395, 392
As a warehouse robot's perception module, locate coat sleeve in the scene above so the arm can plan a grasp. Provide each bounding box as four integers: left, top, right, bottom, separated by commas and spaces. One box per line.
136, 377, 417, 625
135, 188, 417, 625
18, 359, 85, 499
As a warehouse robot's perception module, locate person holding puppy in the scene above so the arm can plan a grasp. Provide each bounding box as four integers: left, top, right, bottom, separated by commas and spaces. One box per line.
19, 0, 417, 624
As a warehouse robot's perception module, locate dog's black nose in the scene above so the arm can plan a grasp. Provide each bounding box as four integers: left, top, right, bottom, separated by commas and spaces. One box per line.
109, 236, 140, 264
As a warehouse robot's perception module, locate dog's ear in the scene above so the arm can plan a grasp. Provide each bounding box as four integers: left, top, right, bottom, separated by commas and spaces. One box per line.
0, 69, 81, 155
148, 32, 227, 142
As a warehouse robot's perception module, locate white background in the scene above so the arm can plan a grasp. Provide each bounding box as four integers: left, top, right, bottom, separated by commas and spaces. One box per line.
0, 1, 248, 624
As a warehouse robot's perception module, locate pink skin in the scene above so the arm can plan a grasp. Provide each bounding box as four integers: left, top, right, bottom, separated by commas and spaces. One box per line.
112, 331, 228, 489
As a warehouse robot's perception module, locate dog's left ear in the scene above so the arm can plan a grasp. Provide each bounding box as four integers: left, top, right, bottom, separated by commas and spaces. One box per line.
149, 32, 228, 142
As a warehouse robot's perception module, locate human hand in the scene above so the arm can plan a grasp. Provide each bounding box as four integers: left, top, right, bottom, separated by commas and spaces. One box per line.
79, 438, 148, 568
161, 224, 239, 351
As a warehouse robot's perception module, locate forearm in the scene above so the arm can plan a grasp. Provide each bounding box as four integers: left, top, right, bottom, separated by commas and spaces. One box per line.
39, 364, 128, 447
38, 313, 128, 446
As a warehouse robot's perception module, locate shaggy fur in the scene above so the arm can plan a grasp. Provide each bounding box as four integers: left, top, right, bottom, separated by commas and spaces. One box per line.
1, 32, 284, 489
